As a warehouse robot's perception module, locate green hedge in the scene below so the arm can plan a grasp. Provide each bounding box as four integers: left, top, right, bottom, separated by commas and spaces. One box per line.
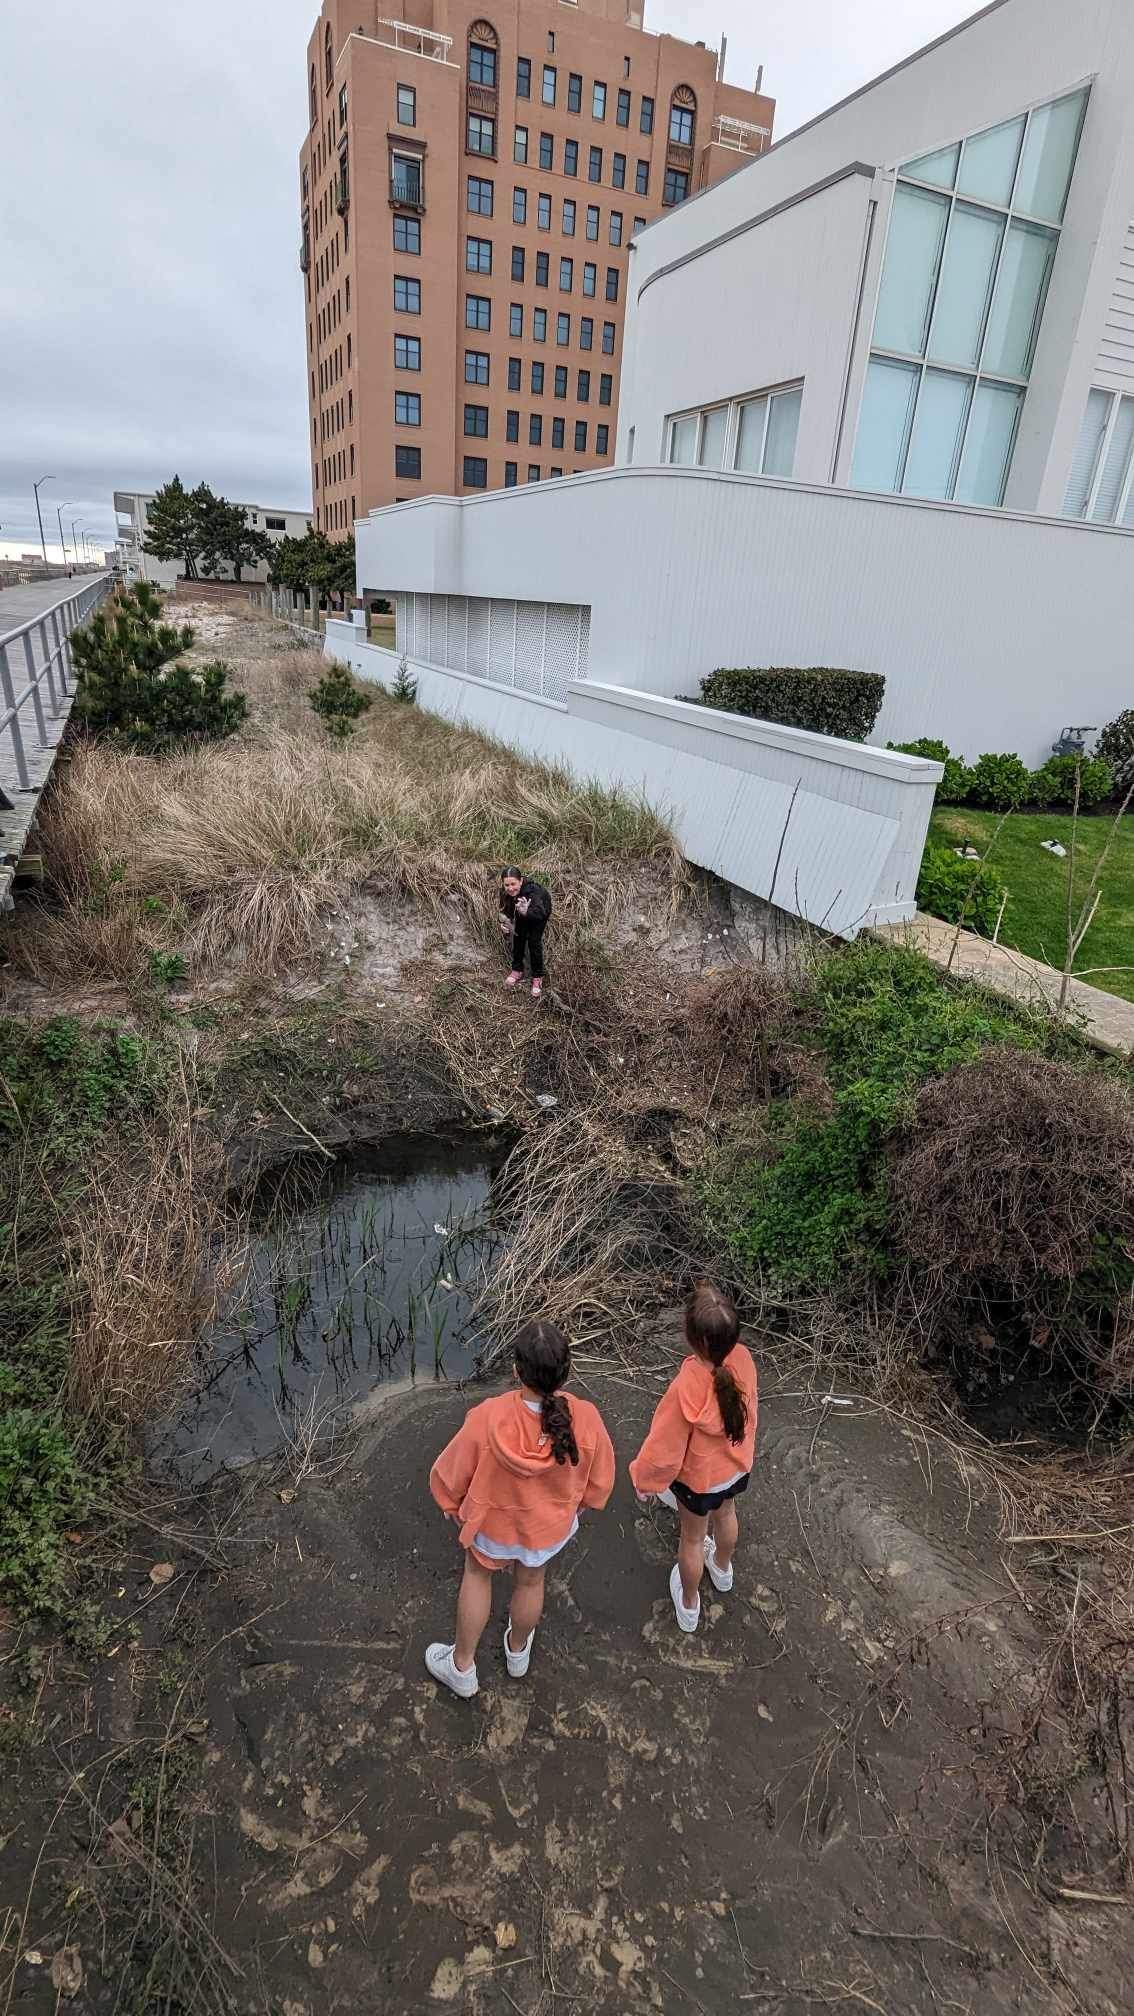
895, 735, 1116, 810
692, 666, 885, 743
887, 738, 972, 803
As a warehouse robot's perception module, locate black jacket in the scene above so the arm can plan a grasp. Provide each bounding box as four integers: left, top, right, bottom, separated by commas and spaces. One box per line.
499, 876, 552, 926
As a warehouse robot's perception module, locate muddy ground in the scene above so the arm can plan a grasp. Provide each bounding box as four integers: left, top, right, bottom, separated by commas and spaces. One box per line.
3, 1326, 1129, 2016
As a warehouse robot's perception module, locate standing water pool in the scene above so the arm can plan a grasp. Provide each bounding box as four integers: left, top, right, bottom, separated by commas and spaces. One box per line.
151, 1133, 501, 1483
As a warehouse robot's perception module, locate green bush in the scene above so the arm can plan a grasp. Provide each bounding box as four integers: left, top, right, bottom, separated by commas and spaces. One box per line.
714, 941, 1072, 1291
310, 659, 374, 740
968, 750, 1033, 808
1030, 754, 1115, 808
916, 841, 1005, 935
0, 1410, 86, 1614
73, 587, 247, 752
693, 665, 885, 742
1095, 709, 1134, 792
886, 737, 973, 803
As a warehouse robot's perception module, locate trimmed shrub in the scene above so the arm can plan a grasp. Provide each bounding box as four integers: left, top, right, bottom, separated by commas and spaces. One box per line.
887, 737, 973, 804
694, 666, 885, 742
916, 841, 1005, 935
1030, 754, 1114, 809
1095, 708, 1134, 792
968, 750, 1032, 808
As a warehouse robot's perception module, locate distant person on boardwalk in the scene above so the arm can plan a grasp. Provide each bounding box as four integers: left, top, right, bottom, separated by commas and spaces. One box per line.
426, 1319, 615, 1697
499, 866, 552, 1000
629, 1284, 757, 1634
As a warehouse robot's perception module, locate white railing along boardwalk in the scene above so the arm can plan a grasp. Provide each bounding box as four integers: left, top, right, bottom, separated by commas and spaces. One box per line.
0, 574, 111, 903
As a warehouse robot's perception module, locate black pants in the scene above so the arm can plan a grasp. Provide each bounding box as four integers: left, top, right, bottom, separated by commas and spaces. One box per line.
511, 917, 546, 979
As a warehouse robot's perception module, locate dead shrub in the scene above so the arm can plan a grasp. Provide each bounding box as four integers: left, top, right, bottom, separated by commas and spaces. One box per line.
889, 1048, 1134, 1394
68, 1074, 228, 1423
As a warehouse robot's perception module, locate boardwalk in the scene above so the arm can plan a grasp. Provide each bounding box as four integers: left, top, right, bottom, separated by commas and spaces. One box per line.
0, 573, 109, 905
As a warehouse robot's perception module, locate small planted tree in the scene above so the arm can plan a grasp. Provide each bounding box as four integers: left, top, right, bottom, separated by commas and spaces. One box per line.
391, 653, 417, 705
310, 659, 373, 741
72, 584, 247, 752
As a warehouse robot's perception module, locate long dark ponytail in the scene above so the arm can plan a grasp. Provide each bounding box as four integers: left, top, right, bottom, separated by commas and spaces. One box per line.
514, 1319, 579, 1467
685, 1282, 746, 1445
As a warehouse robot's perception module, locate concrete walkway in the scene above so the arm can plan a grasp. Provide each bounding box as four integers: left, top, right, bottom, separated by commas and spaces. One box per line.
0, 574, 109, 903
875, 910, 1134, 1058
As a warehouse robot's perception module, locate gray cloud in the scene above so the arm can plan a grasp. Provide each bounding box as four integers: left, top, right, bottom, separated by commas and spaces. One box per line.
2, 0, 973, 556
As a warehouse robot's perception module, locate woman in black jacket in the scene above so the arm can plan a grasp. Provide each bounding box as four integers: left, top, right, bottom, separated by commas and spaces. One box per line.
499, 867, 552, 998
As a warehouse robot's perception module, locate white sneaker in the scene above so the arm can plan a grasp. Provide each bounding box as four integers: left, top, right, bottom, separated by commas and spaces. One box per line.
704, 1536, 734, 1594
505, 1623, 534, 1678
669, 1563, 700, 1634
425, 1642, 478, 1698
655, 1487, 679, 1512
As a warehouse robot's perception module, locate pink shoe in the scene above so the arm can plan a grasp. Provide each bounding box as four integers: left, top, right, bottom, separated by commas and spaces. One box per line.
505, 970, 523, 988
531, 979, 543, 1000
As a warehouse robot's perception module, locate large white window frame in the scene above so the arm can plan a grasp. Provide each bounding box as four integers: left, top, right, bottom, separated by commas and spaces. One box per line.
854, 86, 1089, 506
662, 381, 804, 476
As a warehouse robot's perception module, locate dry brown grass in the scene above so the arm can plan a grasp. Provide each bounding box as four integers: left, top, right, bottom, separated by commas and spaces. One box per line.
6, 644, 684, 985
67, 1062, 229, 1424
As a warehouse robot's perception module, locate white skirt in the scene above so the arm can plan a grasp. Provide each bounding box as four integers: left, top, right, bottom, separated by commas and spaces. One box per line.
473, 1514, 579, 1568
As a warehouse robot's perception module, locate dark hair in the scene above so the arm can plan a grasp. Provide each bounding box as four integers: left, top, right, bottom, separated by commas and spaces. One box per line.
514, 1319, 579, 1467
501, 865, 523, 882
685, 1282, 746, 1446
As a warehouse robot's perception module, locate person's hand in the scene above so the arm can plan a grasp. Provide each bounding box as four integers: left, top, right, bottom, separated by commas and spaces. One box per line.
515, 896, 530, 917
634, 1490, 650, 1508
499, 913, 513, 934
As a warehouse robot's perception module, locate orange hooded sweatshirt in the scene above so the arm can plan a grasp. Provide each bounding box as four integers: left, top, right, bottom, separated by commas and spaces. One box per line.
430, 1390, 616, 1554
629, 1345, 758, 1497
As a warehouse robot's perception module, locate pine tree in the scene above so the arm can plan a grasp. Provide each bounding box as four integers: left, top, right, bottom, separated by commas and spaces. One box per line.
142, 476, 203, 580
71, 585, 247, 751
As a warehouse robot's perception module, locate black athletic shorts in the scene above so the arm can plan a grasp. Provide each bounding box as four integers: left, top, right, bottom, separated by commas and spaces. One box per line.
670, 1472, 750, 1518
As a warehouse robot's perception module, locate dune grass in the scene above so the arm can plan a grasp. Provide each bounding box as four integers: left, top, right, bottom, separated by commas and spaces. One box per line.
6, 648, 684, 984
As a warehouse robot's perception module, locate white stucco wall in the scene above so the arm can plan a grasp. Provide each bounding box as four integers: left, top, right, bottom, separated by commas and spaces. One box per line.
325, 621, 941, 937
619, 0, 1134, 516
356, 468, 1134, 764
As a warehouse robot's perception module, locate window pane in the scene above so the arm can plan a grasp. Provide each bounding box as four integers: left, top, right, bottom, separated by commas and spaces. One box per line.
852, 358, 919, 491
1092, 395, 1134, 523
874, 185, 949, 356
903, 370, 970, 498
954, 381, 1022, 505
669, 415, 698, 465
699, 406, 728, 468
733, 397, 767, 473
1063, 388, 1112, 516
763, 386, 802, 476
901, 143, 959, 189
927, 202, 1003, 369
982, 220, 1056, 377
1014, 90, 1087, 222
956, 116, 1024, 207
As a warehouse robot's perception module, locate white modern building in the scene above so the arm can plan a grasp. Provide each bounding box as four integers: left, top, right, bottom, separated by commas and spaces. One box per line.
335, 0, 1134, 937
113, 491, 312, 588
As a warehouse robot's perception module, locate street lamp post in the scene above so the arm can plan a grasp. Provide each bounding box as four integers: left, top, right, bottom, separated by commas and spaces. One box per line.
56, 504, 72, 570
34, 477, 54, 577
71, 522, 82, 573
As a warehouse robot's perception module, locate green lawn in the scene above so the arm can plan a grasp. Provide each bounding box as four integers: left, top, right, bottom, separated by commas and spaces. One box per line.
928, 806, 1134, 1004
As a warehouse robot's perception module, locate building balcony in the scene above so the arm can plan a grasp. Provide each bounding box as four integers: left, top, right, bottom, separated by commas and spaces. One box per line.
710, 114, 772, 155
389, 168, 425, 212
366, 17, 453, 61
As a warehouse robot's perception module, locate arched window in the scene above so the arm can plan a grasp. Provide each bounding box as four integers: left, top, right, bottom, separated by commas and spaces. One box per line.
669, 85, 697, 148
309, 64, 316, 125
324, 22, 334, 90
468, 19, 499, 89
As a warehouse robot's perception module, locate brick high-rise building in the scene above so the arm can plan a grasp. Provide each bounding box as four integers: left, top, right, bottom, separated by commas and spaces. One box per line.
301, 2, 774, 529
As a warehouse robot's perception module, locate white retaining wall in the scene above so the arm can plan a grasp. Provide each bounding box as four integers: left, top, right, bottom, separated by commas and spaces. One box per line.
355, 469, 1134, 765
325, 620, 942, 937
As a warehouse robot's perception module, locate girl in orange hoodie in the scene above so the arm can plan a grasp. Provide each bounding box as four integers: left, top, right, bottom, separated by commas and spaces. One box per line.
629, 1283, 757, 1633
426, 1319, 615, 1698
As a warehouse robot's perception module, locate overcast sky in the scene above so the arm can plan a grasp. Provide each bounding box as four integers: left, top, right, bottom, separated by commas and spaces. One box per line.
0, 0, 975, 559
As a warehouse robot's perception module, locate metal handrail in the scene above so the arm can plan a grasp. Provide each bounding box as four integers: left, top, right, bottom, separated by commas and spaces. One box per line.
0, 574, 112, 792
